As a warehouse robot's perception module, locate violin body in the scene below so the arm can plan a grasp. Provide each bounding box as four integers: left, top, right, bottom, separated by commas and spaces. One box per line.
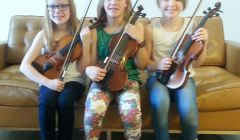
98, 35, 138, 91
96, 5, 145, 91
31, 35, 81, 79
157, 35, 204, 89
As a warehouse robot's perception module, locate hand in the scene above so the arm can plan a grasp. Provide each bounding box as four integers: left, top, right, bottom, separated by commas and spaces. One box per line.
85, 66, 107, 82
191, 27, 208, 42
46, 79, 65, 92
157, 58, 173, 71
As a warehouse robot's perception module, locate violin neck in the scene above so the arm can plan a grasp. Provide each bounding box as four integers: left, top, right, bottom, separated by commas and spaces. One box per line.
104, 13, 139, 70
58, 36, 81, 56
193, 15, 209, 34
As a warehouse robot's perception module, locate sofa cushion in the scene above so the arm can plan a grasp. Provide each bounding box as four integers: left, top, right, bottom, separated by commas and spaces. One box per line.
195, 66, 240, 111
0, 65, 39, 107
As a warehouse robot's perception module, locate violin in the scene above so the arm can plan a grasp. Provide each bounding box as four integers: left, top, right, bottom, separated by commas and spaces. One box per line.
31, 18, 103, 79
97, 5, 146, 91
156, 1, 222, 89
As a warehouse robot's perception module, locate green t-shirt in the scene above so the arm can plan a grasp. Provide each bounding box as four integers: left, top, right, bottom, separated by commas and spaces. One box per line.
97, 26, 141, 83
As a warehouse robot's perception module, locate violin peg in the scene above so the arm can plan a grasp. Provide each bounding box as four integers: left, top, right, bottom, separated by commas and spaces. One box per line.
218, 10, 223, 13
141, 13, 146, 17
215, 13, 220, 16
94, 17, 98, 21
89, 19, 93, 24
203, 10, 207, 14
208, 7, 212, 11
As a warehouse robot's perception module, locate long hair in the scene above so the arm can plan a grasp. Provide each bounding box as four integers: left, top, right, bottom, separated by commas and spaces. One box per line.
97, 0, 132, 25
156, 0, 187, 10
43, 0, 78, 51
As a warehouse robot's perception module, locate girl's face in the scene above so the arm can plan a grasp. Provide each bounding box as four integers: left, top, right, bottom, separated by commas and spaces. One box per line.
104, 0, 127, 19
47, 0, 70, 25
158, 0, 183, 18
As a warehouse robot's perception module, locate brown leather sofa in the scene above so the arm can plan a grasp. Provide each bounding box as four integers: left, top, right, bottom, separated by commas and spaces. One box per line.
0, 15, 240, 136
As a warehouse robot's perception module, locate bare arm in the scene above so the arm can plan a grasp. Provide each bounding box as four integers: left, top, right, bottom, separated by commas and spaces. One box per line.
20, 31, 49, 85
144, 23, 159, 71
126, 21, 148, 70
20, 31, 64, 92
84, 29, 107, 81
78, 27, 92, 73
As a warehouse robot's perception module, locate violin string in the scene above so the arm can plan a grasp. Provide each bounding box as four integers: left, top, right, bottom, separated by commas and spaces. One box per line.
59, 0, 93, 80
104, 1, 140, 70
171, 0, 203, 58
109, 35, 128, 71
105, 1, 141, 71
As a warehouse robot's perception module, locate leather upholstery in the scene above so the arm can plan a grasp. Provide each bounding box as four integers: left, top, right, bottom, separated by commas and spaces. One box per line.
0, 15, 240, 133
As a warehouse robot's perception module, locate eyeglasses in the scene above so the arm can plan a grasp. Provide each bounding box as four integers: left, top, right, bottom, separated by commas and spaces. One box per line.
47, 4, 69, 12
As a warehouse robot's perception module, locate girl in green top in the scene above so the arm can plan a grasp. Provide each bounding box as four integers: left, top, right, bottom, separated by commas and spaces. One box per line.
80, 0, 148, 139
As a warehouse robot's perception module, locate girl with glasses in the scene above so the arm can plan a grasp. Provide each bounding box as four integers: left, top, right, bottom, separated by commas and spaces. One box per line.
20, 0, 88, 140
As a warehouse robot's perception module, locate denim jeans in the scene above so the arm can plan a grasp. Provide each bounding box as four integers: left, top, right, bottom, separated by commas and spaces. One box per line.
147, 76, 198, 140
39, 81, 85, 140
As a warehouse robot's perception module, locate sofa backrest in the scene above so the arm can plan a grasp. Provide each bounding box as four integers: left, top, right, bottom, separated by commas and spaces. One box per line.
6, 15, 43, 64
5, 15, 225, 67
150, 16, 225, 67
194, 16, 225, 66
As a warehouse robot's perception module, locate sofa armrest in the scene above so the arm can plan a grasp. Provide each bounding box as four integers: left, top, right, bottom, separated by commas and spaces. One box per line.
225, 40, 240, 77
0, 41, 7, 70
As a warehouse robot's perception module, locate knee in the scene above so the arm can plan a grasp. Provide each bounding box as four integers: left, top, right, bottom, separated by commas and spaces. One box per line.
58, 99, 75, 111
150, 93, 169, 113
39, 95, 56, 110
183, 117, 198, 130
84, 100, 108, 131
85, 99, 108, 118
181, 111, 198, 129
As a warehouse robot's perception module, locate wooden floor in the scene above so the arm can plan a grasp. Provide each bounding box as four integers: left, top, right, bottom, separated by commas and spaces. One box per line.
0, 130, 225, 140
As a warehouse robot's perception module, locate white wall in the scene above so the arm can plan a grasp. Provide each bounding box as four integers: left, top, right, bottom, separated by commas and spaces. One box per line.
0, 0, 240, 43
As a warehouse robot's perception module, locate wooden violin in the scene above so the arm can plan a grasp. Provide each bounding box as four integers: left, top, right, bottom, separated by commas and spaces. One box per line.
157, 1, 222, 89
31, 18, 103, 79
97, 5, 146, 91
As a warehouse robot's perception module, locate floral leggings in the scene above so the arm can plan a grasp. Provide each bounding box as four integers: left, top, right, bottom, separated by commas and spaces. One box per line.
84, 80, 142, 140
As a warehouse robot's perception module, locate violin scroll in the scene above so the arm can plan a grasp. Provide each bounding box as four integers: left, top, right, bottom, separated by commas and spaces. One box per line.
134, 5, 146, 18
203, 2, 223, 17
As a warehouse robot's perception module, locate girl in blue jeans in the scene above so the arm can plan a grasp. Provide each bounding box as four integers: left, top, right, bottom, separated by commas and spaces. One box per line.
144, 0, 208, 139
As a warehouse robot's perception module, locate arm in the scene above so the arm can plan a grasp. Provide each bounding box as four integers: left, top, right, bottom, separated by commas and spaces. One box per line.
144, 23, 173, 72
144, 23, 157, 71
80, 29, 107, 81
20, 31, 64, 92
126, 21, 148, 70
78, 27, 92, 73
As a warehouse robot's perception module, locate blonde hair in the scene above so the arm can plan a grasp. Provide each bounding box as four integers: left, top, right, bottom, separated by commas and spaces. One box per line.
156, 0, 187, 10
43, 0, 78, 51
97, 0, 132, 25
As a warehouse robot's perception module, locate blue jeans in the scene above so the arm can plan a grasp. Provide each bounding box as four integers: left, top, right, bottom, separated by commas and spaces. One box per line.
39, 81, 85, 140
147, 76, 198, 140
